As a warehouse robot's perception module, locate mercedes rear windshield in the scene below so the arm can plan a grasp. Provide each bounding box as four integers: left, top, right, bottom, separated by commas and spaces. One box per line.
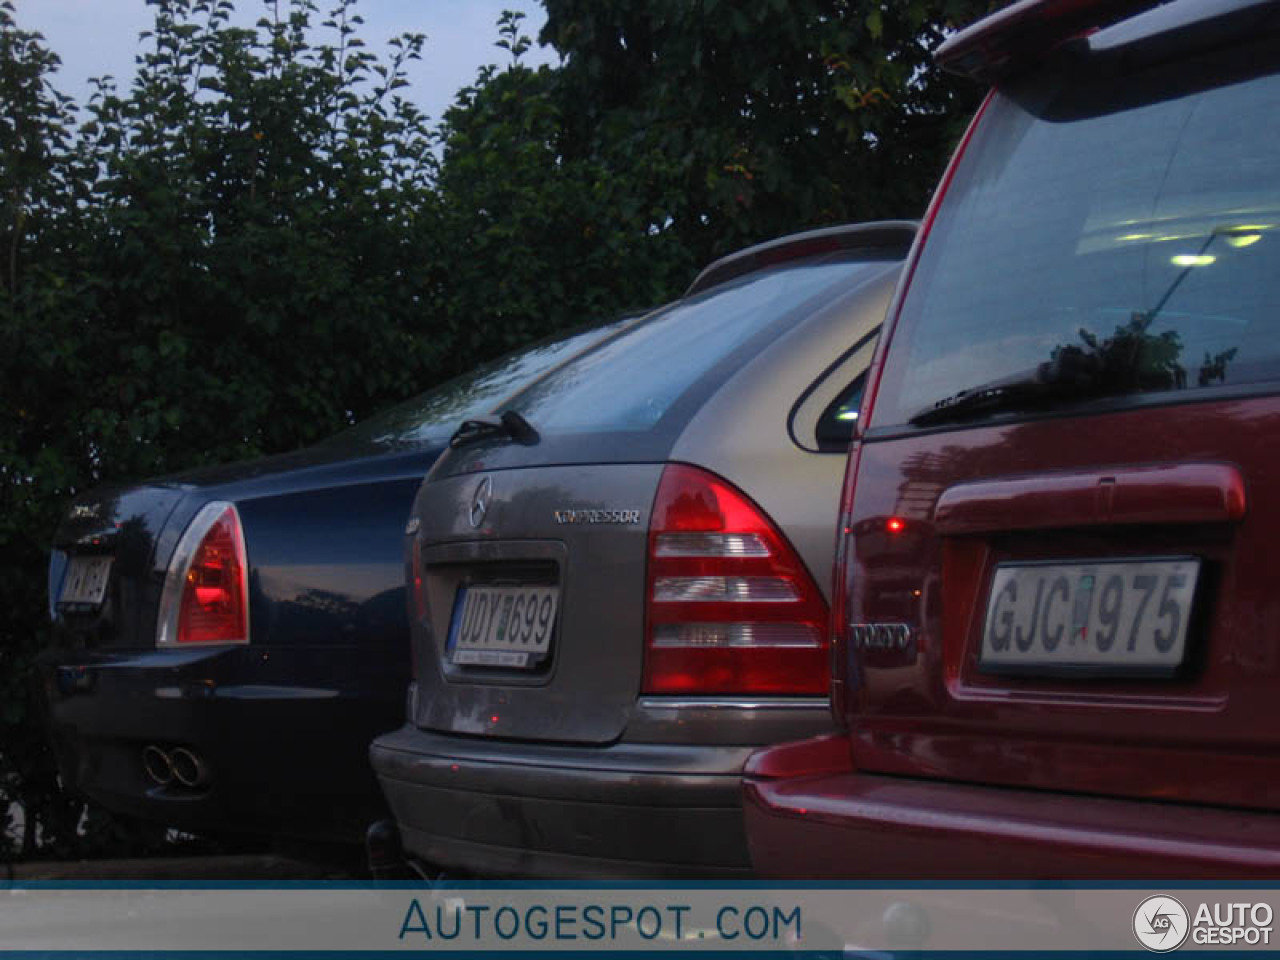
506, 253, 896, 439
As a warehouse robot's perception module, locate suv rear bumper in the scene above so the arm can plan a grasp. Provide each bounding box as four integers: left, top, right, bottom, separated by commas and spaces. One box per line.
371, 724, 766, 878
744, 757, 1280, 879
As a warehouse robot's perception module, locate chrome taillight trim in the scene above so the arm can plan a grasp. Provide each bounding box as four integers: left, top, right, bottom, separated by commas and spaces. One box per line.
653, 532, 771, 558
651, 622, 823, 648
653, 575, 800, 603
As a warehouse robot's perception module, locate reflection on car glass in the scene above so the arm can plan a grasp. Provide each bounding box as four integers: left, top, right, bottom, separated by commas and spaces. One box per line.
321, 318, 629, 449
876, 65, 1280, 427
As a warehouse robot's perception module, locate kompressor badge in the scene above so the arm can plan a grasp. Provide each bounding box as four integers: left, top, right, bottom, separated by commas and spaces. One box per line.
553, 508, 641, 525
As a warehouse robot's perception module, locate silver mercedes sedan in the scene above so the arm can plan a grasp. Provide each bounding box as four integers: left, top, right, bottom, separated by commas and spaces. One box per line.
371, 221, 914, 878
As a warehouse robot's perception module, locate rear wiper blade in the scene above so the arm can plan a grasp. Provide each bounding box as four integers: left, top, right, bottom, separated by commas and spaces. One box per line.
449, 410, 541, 449
910, 311, 1196, 428
908, 361, 1092, 427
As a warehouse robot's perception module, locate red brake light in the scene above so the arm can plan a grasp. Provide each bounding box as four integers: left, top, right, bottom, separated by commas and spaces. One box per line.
156, 502, 249, 647
643, 464, 829, 696
177, 507, 247, 644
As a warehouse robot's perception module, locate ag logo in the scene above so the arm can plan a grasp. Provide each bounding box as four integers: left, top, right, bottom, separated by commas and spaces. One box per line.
1134, 895, 1190, 952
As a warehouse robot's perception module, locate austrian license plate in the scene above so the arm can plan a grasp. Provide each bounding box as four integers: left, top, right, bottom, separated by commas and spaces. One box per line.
447, 584, 559, 668
980, 557, 1200, 675
58, 555, 113, 607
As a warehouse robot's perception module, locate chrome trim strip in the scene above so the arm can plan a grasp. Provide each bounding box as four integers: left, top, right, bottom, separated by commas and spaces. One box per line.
636, 697, 826, 711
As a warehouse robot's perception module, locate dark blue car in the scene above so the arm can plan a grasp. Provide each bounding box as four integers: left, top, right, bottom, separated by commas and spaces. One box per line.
39, 319, 624, 845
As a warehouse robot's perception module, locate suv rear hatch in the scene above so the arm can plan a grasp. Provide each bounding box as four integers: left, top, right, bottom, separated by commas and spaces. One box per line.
841, 2, 1280, 810
410, 233, 907, 745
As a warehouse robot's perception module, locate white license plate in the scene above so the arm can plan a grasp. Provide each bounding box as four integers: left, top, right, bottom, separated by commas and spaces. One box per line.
980, 557, 1200, 675
447, 584, 559, 668
58, 555, 113, 607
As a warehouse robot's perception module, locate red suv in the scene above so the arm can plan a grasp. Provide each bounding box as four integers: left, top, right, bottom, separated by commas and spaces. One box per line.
743, 0, 1280, 878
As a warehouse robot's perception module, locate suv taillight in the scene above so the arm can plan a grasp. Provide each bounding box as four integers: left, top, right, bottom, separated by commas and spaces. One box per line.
156, 502, 249, 647
643, 464, 828, 695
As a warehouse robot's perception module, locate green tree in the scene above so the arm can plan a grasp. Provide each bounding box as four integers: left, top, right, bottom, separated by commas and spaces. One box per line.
432, 10, 691, 370
71, 0, 445, 476
0, 0, 105, 859
539, 0, 997, 264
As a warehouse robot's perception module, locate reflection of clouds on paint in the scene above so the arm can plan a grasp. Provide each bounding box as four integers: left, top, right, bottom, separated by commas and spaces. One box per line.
260, 563, 399, 605
19, 0, 553, 126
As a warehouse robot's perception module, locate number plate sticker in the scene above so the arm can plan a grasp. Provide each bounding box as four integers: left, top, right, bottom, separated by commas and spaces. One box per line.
980, 557, 1200, 675
58, 556, 113, 607
446, 584, 559, 669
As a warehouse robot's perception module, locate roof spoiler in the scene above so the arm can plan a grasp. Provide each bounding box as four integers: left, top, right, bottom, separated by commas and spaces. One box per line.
684, 220, 918, 298
936, 0, 1166, 81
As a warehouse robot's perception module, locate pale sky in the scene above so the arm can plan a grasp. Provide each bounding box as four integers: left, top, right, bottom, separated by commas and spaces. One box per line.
16, 0, 557, 125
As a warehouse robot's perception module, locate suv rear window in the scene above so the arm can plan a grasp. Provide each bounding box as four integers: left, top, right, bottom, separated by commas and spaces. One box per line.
508, 256, 885, 434
873, 47, 1280, 429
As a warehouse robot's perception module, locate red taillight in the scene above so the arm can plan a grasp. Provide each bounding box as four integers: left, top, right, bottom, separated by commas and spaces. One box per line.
157, 502, 249, 647
643, 464, 829, 696
177, 507, 247, 644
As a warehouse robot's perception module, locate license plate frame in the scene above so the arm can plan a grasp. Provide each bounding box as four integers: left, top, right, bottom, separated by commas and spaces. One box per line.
978, 556, 1201, 678
58, 555, 113, 608
446, 583, 559, 669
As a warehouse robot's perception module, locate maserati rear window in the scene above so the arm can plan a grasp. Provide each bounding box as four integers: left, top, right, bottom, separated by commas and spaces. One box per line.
327, 318, 628, 450
873, 53, 1280, 428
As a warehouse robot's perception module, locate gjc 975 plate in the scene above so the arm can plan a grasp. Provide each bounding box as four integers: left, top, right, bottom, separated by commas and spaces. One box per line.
980, 557, 1200, 675
447, 584, 558, 668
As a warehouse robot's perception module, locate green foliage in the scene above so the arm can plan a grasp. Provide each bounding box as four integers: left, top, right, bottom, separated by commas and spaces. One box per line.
1, 0, 998, 860
432, 11, 691, 371
539, 0, 998, 263
0, 0, 101, 860
75, 0, 443, 471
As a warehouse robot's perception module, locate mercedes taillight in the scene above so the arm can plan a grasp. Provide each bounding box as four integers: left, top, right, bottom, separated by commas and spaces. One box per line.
643, 464, 828, 695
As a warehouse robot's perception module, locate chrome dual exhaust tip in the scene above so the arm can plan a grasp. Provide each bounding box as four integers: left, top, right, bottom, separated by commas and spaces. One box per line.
170, 747, 210, 787
142, 745, 210, 788
142, 745, 173, 785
